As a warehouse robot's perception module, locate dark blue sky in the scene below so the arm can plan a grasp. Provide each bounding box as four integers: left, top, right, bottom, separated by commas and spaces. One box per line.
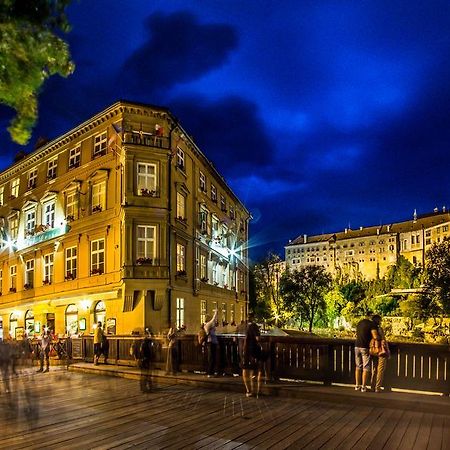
2, 0, 450, 262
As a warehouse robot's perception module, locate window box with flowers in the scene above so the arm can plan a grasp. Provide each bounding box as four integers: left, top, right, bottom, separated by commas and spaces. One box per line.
35, 224, 49, 233
25, 229, 35, 237
214, 281, 219, 287
47, 174, 56, 181
66, 215, 75, 222
9, 195, 16, 200
91, 268, 103, 275
140, 188, 156, 197
200, 277, 209, 283
27, 183, 36, 191
42, 279, 51, 285
23, 283, 32, 290
68, 161, 80, 170
9, 287, 16, 293
176, 270, 187, 277
136, 257, 153, 265
223, 284, 228, 290
92, 204, 102, 213
65, 272, 76, 281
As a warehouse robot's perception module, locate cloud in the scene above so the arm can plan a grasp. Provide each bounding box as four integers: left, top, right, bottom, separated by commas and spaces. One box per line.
118, 12, 238, 98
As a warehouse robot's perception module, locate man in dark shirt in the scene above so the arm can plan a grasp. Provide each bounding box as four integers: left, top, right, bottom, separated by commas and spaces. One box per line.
355, 316, 378, 392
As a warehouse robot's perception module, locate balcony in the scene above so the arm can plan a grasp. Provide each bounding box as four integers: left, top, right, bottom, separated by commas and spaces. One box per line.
124, 132, 170, 149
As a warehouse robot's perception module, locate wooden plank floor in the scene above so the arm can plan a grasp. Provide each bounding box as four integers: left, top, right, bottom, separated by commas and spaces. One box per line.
1, 368, 449, 449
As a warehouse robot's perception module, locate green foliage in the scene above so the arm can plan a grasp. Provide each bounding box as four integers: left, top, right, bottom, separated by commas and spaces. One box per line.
385, 255, 421, 289
0, 0, 74, 144
280, 265, 332, 332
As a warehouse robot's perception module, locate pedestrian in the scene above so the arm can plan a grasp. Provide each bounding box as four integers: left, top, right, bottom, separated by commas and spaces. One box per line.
138, 331, 154, 393
165, 324, 178, 374
203, 309, 218, 377
241, 313, 267, 398
37, 326, 52, 373
354, 315, 378, 392
101, 326, 109, 365
370, 315, 390, 393
93, 321, 104, 365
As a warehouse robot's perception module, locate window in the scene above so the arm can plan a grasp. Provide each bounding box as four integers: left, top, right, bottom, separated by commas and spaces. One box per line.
47, 157, 58, 180
0, 186, 3, 205
92, 180, 106, 213
211, 184, 217, 203
136, 225, 156, 262
43, 200, 55, 228
25, 260, 34, 288
91, 239, 105, 275
212, 215, 219, 239
25, 208, 36, 234
212, 262, 218, 284
0, 269, 3, 293
9, 313, 18, 339
25, 310, 34, 336
69, 146, 81, 168
444, 225, 449, 232
221, 224, 228, 247
176, 192, 186, 220
93, 132, 107, 157
220, 195, 226, 212
94, 301, 106, 326
229, 206, 235, 220
43, 253, 54, 284
230, 304, 235, 325
199, 206, 208, 234
65, 304, 78, 336
176, 297, 185, 329
66, 190, 79, 220
11, 178, 19, 198
221, 303, 227, 324
10, 265, 16, 291
176, 243, 185, 273
200, 300, 207, 324
199, 171, 206, 192
9, 216, 18, 240
65, 246, 77, 280
137, 162, 157, 195
27, 169, 37, 189
176, 148, 185, 169
200, 254, 207, 279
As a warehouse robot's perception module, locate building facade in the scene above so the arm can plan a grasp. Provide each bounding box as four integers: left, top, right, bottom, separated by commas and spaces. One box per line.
0, 101, 250, 339
286, 210, 450, 280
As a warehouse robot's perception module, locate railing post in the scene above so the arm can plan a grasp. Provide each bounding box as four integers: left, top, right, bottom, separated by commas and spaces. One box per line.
324, 344, 334, 385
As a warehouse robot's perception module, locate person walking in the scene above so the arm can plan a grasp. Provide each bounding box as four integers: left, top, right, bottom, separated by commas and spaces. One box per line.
37, 326, 52, 373
204, 309, 218, 377
138, 331, 154, 393
354, 315, 378, 392
165, 324, 178, 375
371, 315, 390, 393
93, 321, 104, 365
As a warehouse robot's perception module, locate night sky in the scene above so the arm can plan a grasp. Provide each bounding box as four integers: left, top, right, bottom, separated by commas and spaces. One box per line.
1, 1, 450, 262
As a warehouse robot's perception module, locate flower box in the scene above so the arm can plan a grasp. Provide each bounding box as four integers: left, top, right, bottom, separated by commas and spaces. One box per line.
91, 268, 103, 275
27, 183, 36, 190
23, 283, 32, 290
140, 188, 156, 197
136, 257, 153, 265
176, 270, 187, 276
9, 287, 16, 293
200, 277, 209, 282
68, 161, 80, 169
66, 215, 75, 222
42, 279, 51, 285
92, 205, 102, 213
65, 272, 76, 280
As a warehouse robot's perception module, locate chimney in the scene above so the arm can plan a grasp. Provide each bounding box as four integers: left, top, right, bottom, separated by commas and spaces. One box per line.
377, 228, 380, 235
303, 234, 307, 243
387, 225, 391, 232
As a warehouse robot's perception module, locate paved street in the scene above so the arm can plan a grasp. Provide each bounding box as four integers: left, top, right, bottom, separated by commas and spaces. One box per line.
0, 367, 450, 449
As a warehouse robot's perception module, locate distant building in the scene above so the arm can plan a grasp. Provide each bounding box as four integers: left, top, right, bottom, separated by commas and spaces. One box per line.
285, 209, 450, 280
0, 101, 250, 339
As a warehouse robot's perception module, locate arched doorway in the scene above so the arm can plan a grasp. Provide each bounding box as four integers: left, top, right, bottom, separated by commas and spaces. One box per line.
65, 304, 78, 336
94, 301, 106, 327
25, 310, 34, 336
9, 312, 18, 338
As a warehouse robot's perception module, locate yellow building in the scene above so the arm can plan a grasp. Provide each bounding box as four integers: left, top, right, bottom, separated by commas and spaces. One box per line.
0, 101, 250, 339
286, 209, 450, 280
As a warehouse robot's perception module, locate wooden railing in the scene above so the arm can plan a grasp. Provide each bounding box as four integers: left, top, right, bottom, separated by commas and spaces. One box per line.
50, 335, 450, 395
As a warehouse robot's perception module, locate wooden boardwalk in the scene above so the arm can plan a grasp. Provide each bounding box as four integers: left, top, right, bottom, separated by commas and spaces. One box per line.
1, 368, 449, 449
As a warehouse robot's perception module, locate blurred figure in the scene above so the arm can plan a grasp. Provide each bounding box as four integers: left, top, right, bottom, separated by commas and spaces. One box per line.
204, 309, 218, 377
138, 330, 154, 393
37, 326, 52, 373
0, 340, 12, 393
101, 324, 109, 365
165, 324, 178, 375
93, 321, 104, 365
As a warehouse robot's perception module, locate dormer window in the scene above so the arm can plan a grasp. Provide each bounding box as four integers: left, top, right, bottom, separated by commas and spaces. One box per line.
93, 132, 107, 158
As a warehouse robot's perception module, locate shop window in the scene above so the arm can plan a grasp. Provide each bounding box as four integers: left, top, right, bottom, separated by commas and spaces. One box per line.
94, 301, 106, 326
9, 312, 18, 338
65, 304, 78, 336
25, 310, 34, 336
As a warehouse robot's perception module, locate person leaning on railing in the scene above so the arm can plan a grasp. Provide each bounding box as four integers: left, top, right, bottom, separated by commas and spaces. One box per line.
370, 315, 391, 393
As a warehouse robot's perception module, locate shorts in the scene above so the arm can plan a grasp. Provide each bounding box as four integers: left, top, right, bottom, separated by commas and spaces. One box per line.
355, 347, 371, 371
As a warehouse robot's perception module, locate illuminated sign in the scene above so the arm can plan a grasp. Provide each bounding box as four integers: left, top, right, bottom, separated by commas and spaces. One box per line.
19, 224, 70, 250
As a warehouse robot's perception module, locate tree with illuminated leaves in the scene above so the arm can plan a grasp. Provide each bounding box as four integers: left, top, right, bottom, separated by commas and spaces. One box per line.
280, 265, 332, 332
0, 0, 74, 144
252, 253, 288, 325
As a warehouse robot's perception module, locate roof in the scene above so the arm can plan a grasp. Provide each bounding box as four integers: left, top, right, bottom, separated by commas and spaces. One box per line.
287, 211, 450, 247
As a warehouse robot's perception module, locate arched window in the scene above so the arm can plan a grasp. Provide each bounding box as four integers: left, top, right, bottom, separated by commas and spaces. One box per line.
65, 304, 78, 336
25, 310, 34, 336
94, 301, 106, 327
9, 312, 18, 338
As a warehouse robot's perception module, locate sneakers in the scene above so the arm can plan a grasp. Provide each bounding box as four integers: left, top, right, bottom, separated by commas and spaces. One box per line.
361, 386, 367, 393
43, 368, 49, 373
355, 385, 361, 391
36, 368, 43, 373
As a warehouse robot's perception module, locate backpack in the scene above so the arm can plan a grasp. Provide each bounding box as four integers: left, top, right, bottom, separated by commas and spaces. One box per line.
197, 328, 207, 346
